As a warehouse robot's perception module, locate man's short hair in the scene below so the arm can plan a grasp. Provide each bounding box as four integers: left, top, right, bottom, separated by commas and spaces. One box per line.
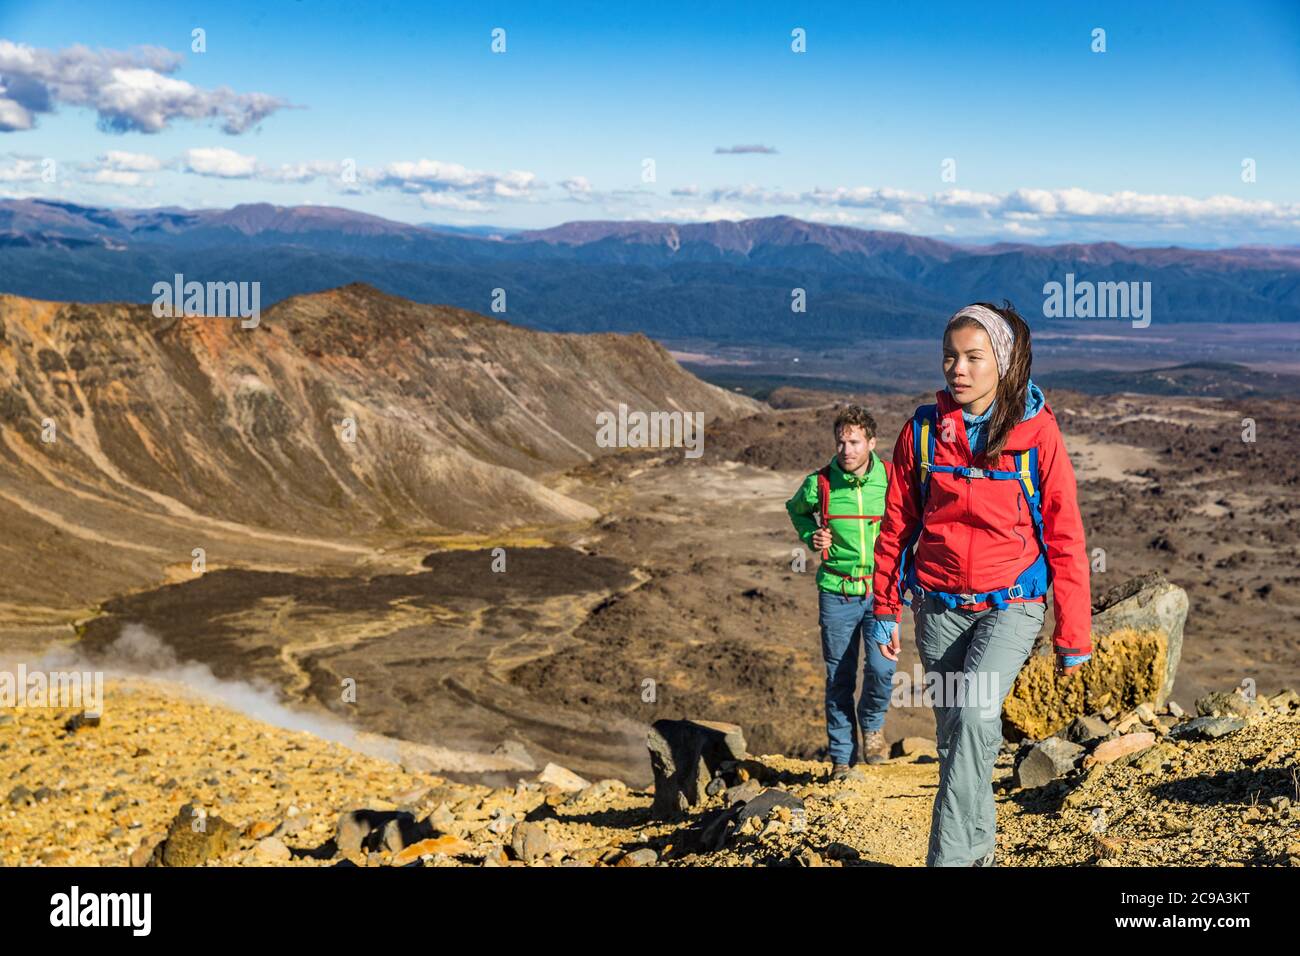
833, 404, 877, 441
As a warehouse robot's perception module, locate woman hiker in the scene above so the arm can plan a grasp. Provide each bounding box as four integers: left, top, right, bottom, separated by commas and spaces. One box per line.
869, 301, 1092, 867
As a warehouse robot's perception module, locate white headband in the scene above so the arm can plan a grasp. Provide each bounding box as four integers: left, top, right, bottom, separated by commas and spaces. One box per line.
947, 304, 1014, 377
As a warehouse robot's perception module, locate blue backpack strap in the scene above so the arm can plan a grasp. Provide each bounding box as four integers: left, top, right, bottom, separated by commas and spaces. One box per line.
1010, 446, 1052, 596
982, 446, 1052, 608
906, 441, 1053, 611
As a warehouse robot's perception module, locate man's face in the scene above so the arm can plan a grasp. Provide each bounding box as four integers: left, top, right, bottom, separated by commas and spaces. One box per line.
836, 424, 876, 473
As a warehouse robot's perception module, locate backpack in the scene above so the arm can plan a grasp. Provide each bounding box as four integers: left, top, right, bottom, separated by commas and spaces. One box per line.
896, 404, 1050, 609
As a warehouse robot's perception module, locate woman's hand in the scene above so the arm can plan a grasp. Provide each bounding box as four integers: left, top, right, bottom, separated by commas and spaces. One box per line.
811, 528, 832, 552
1055, 651, 1090, 677
871, 619, 900, 661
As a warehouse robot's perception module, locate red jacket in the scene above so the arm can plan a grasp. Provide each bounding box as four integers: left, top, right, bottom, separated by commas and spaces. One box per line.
871, 387, 1092, 656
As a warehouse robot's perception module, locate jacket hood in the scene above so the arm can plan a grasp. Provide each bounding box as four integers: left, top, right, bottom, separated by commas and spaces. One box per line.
1023, 378, 1045, 421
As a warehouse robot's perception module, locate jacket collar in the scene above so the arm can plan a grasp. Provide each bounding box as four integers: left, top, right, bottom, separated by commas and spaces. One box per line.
933, 382, 1050, 456
828, 450, 882, 486
938, 378, 1046, 422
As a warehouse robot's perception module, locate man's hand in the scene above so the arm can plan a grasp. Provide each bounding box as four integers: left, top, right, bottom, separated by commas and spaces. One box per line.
811, 528, 832, 552
871, 619, 900, 661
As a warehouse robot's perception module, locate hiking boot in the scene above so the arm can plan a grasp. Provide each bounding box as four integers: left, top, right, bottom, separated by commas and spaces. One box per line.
829, 763, 867, 783
971, 848, 995, 867
862, 729, 889, 765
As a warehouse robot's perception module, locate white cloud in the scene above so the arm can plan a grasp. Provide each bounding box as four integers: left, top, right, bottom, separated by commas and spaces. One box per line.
87, 168, 151, 186
0, 97, 33, 131
559, 176, 594, 200
99, 150, 164, 172
947, 186, 1300, 225
417, 191, 488, 211
707, 184, 802, 204
0, 40, 290, 134
182, 146, 258, 178
369, 159, 541, 197
490, 170, 538, 199
1003, 220, 1048, 237
260, 160, 344, 184
804, 185, 927, 209
0, 156, 46, 182
873, 212, 909, 229
932, 188, 1001, 211
22, 134, 1300, 243
686, 181, 1300, 233
804, 208, 910, 229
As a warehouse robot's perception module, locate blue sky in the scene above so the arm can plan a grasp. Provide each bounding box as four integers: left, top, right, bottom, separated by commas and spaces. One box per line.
2, 0, 1299, 245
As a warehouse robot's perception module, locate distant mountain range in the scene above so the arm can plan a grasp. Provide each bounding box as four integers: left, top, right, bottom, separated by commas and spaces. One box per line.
2, 199, 1297, 343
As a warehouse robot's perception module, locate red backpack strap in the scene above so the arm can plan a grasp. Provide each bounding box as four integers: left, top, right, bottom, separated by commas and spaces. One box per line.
816, 465, 832, 560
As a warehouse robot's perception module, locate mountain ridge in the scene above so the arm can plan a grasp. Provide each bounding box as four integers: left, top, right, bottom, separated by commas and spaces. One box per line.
0, 283, 759, 619
9, 199, 1300, 266
0, 201, 1295, 338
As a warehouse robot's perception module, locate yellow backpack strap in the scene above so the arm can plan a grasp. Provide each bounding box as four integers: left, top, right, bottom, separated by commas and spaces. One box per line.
1015, 451, 1035, 498
918, 417, 932, 476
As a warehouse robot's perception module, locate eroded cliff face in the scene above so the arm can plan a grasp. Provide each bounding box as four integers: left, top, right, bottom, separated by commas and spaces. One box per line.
0, 283, 759, 615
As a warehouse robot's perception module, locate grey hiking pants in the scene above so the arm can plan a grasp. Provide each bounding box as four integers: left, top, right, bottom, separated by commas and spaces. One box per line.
912, 593, 1046, 866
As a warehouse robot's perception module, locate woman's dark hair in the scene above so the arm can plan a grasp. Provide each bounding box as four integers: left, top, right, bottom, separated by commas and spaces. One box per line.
944, 299, 1032, 460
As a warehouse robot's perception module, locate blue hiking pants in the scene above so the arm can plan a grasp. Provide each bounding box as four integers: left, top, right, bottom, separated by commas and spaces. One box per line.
817, 589, 896, 765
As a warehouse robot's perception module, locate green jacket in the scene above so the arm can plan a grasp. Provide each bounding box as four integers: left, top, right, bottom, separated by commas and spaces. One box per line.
786, 452, 889, 596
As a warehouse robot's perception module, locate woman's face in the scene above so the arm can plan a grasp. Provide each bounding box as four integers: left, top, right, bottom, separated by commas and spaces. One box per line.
943, 324, 999, 410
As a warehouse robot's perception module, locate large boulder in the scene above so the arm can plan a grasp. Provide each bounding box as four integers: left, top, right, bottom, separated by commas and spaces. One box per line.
1014, 737, 1085, 789
1083, 731, 1157, 769
335, 808, 433, 856
1090, 572, 1187, 707
1003, 573, 1187, 741
646, 719, 747, 818
149, 803, 242, 867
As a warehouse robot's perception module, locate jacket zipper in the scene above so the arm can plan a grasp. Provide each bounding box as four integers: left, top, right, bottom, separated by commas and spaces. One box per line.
1015, 495, 1029, 557
963, 435, 975, 594
855, 482, 865, 594
964, 471, 973, 593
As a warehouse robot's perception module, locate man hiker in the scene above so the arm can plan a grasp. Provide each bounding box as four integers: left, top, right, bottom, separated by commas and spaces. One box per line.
786, 405, 896, 781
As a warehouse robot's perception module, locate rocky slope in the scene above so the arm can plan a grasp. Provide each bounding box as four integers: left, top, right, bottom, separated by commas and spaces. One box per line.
3, 675, 1296, 867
